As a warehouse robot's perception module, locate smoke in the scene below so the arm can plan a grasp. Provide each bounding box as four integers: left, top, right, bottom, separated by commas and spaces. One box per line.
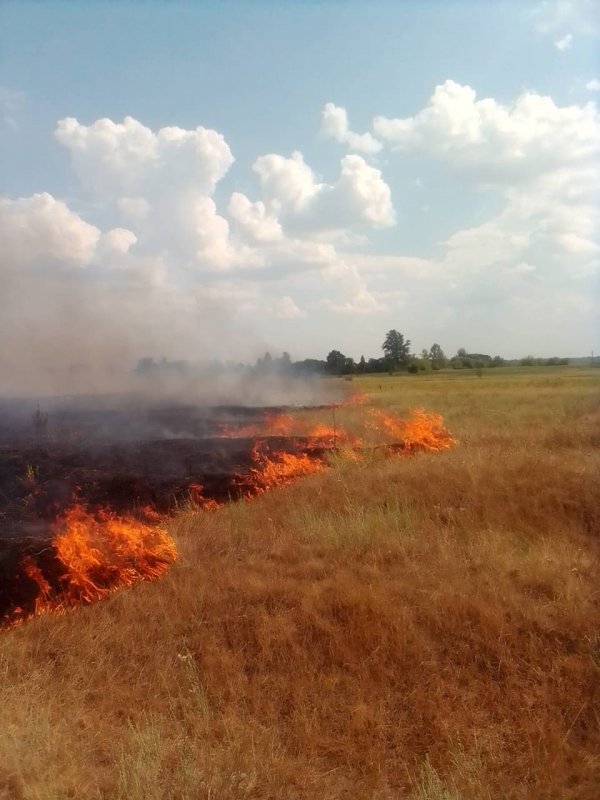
0, 115, 257, 397
0, 110, 405, 399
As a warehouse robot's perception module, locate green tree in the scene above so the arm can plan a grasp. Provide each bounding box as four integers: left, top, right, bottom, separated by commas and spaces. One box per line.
326, 350, 347, 375
429, 343, 447, 369
382, 330, 411, 369
358, 355, 367, 374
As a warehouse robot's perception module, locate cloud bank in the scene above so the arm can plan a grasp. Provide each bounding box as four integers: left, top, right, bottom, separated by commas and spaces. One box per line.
1, 79, 598, 394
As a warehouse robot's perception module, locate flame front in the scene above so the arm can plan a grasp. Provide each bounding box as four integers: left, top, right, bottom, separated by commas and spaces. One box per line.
4, 506, 178, 627
244, 446, 326, 494
369, 408, 457, 452
3, 403, 457, 630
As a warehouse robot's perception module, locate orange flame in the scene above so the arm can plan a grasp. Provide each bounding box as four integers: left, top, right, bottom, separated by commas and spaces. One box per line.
338, 391, 368, 407
4, 404, 457, 629
369, 408, 457, 452
244, 446, 326, 495
5, 505, 178, 627
188, 483, 223, 512
219, 411, 349, 446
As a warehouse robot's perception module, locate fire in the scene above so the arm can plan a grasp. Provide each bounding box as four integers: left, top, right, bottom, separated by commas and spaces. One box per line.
2, 401, 458, 630
188, 483, 222, 511
338, 391, 368, 407
264, 412, 295, 435
4, 505, 178, 627
244, 445, 326, 494
369, 408, 457, 452
219, 412, 348, 446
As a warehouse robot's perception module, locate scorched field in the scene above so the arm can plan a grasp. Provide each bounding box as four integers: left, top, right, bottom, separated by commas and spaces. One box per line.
0, 366, 599, 800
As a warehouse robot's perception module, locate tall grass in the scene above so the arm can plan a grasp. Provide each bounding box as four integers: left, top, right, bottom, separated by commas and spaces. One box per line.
0, 367, 598, 799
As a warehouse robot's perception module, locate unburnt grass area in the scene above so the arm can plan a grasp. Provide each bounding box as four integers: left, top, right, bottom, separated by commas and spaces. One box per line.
1, 367, 599, 799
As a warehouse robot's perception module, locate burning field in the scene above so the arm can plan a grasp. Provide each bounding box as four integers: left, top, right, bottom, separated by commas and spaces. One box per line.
0, 396, 455, 627
1, 370, 598, 800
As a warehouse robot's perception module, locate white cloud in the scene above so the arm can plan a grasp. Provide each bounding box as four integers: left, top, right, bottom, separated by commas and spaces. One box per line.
0, 192, 100, 271
275, 295, 305, 319
98, 227, 138, 255
228, 192, 283, 242
194, 282, 305, 320
55, 116, 261, 274
117, 196, 151, 223
321, 260, 388, 316
251, 150, 395, 232
1, 90, 597, 383
320, 102, 382, 154
318, 155, 395, 228
373, 80, 600, 184
55, 116, 234, 200
253, 150, 320, 214
585, 78, 600, 91
533, 0, 598, 36
554, 32, 573, 49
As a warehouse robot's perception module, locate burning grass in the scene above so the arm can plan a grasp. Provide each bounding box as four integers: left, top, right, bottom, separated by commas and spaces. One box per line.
2, 506, 178, 627
0, 367, 599, 799
1, 406, 456, 628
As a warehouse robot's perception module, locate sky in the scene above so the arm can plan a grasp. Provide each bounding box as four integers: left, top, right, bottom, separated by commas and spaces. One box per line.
0, 0, 599, 385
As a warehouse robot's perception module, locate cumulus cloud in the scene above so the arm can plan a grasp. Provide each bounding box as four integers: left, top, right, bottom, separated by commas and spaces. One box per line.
2, 89, 597, 389
55, 116, 234, 200
228, 192, 283, 242
55, 116, 261, 274
0, 192, 100, 271
250, 150, 395, 232
373, 79, 600, 184
585, 78, 600, 91
253, 151, 320, 215
320, 102, 382, 154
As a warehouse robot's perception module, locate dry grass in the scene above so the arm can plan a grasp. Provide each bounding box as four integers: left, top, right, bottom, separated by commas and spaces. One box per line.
1, 367, 599, 799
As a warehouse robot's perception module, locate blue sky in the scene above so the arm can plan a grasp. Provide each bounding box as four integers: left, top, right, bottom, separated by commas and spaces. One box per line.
1, 0, 598, 388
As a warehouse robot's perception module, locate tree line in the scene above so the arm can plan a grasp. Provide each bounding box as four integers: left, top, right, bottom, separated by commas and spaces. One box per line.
135, 329, 571, 379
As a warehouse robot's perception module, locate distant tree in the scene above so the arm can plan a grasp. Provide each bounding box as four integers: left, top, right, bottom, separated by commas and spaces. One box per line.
457, 347, 468, 358
326, 350, 348, 375
367, 357, 386, 373
429, 343, 447, 369
255, 352, 274, 372
382, 330, 411, 369
292, 359, 326, 374
358, 355, 367, 374
281, 351, 292, 368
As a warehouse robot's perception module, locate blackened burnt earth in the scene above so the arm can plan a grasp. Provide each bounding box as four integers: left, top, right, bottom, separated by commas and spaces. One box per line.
0, 400, 330, 527
0, 401, 331, 623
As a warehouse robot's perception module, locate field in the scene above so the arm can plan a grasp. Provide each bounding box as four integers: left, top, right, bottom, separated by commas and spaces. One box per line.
1, 367, 599, 800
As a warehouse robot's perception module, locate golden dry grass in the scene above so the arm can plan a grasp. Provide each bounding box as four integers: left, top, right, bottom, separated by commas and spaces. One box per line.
1, 367, 599, 799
